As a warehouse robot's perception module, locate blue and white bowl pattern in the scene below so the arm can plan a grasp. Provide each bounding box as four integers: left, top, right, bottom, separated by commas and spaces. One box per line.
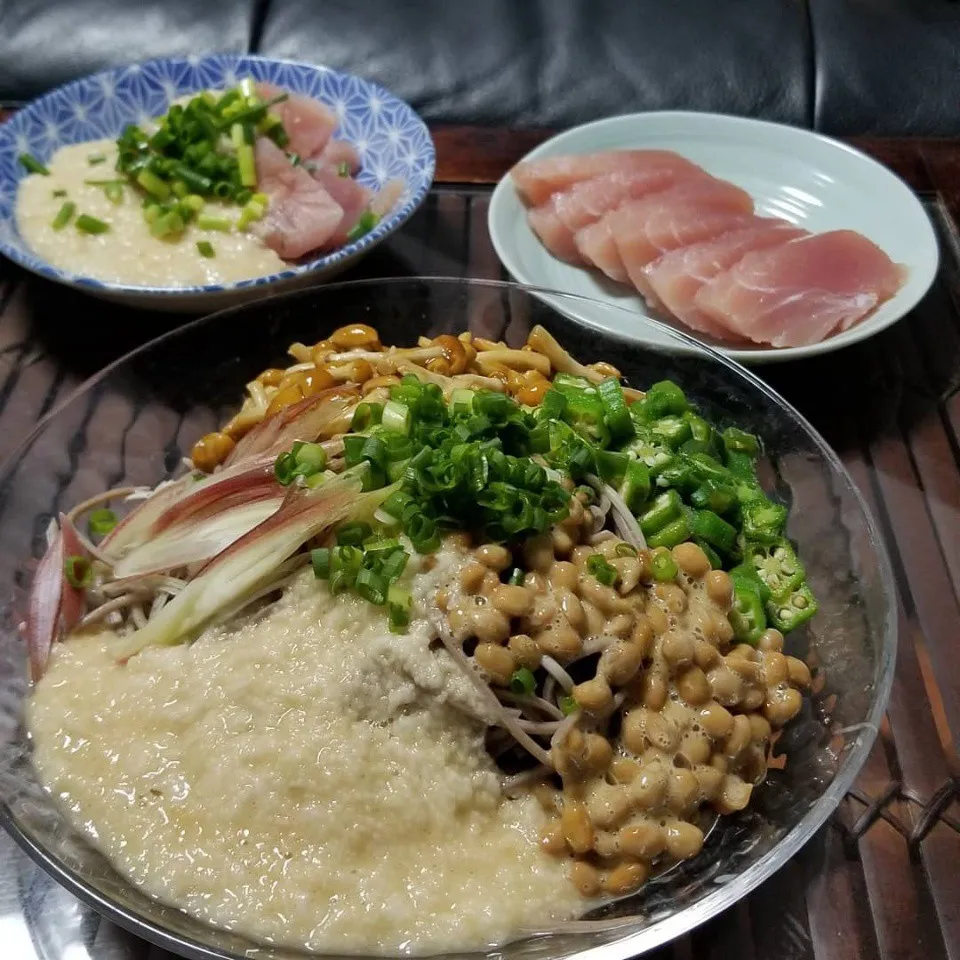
0, 55, 435, 305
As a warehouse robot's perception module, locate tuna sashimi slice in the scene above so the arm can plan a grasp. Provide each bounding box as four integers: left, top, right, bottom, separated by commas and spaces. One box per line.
694, 230, 906, 348
308, 162, 373, 245
643, 218, 807, 339
257, 82, 338, 159
254, 139, 344, 259
527, 167, 710, 264
608, 179, 756, 297
317, 139, 361, 174
512, 150, 703, 206
574, 217, 630, 282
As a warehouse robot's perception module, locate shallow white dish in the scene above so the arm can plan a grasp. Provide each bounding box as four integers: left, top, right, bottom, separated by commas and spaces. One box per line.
488, 112, 939, 364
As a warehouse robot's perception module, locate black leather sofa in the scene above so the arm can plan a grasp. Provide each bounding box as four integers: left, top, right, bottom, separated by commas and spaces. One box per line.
1, 0, 959, 135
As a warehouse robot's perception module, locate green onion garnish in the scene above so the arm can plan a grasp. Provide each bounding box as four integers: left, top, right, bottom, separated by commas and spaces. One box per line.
19, 154, 49, 176
336, 521, 373, 547
88, 508, 118, 537
52, 189, 67, 198
311, 547, 331, 579
387, 584, 412, 634
337, 161, 350, 177
196, 240, 215, 258
87, 154, 107, 165
509, 667, 536, 696
51, 201, 76, 231
104, 181, 123, 204
64, 555, 93, 589
346, 210, 379, 243
232, 122, 258, 188
559, 694, 579, 716
650, 549, 679, 583
75, 214, 109, 235
355, 567, 387, 605
136, 169, 171, 199
197, 214, 232, 232
507, 568, 526, 586
586, 553, 617, 587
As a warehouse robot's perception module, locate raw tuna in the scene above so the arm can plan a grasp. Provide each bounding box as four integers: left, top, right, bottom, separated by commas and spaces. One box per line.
370, 179, 406, 218
317, 139, 362, 174
308, 162, 373, 245
257, 82, 338, 159
607, 179, 755, 296
254, 139, 344, 259
512, 150, 703, 206
643, 219, 807, 339
694, 230, 905, 347
527, 167, 709, 264
574, 217, 630, 283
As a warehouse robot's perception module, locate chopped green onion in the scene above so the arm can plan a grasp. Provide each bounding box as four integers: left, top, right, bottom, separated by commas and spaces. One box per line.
197, 214, 233, 232
509, 667, 536, 696
232, 122, 258, 188
52, 189, 67, 198
559, 694, 579, 716
87, 154, 107, 165
196, 240, 215, 258
346, 210, 379, 242
615, 542, 637, 558
239, 76, 257, 99
650, 548, 679, 582
103, 181, 123, 204
355, 567, 388, 605
586, 553, 617, 587
64, 555, 93, 589
295, 441, 327, 473
237, 197, 267, 230
75, 214, 109, 235
387, 584, 412, 633
336, 521, 373, 547
379, 549, 409, 583
507, 567, 526, 586
51, 201, 75, 230
311, 547, 331, 579
87, 508, 118, 537
337, 161, 350, 177
136, 168, 171, 199
150, 210, 184, 238
19, 154, 49, 176
381, 400, 411, 435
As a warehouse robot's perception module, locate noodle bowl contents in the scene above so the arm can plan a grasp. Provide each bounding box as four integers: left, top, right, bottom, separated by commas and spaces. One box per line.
15, 80, 403, 288
25, 323, 818, 954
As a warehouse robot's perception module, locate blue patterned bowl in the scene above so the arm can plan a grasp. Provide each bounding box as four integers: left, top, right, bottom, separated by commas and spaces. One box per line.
0, 55, 435, 311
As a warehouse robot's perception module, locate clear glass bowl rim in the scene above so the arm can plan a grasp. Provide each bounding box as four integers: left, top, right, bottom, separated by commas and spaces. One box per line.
0, 276, 897, 960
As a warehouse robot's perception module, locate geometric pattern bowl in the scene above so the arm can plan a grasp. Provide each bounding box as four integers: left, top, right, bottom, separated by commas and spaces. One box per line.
0, 55, 435, 311
0, 278, 895, 959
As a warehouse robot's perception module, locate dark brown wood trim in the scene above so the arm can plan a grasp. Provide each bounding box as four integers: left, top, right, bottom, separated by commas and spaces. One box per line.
429, 126, 960, 192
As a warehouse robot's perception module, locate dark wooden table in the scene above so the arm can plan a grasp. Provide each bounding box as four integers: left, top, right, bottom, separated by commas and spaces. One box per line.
0, 126, 958, 960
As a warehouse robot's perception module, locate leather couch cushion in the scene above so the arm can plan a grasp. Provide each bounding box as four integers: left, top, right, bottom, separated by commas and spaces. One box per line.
0, 0, 259, 104
258, 0, 812, 127
810, 0, 960, 136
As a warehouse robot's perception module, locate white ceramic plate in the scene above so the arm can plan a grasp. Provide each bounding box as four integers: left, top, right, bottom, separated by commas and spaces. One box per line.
488, 112, 939, 363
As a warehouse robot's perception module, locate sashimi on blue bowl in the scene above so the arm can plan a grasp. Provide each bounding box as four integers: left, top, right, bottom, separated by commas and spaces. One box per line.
0, 55, 435, 311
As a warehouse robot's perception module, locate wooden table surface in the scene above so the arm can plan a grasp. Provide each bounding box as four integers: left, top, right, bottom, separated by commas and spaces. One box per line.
0, 123, 958, 960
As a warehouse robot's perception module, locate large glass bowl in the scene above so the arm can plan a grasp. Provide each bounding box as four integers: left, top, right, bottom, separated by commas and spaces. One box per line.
0, 278, 895, 960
